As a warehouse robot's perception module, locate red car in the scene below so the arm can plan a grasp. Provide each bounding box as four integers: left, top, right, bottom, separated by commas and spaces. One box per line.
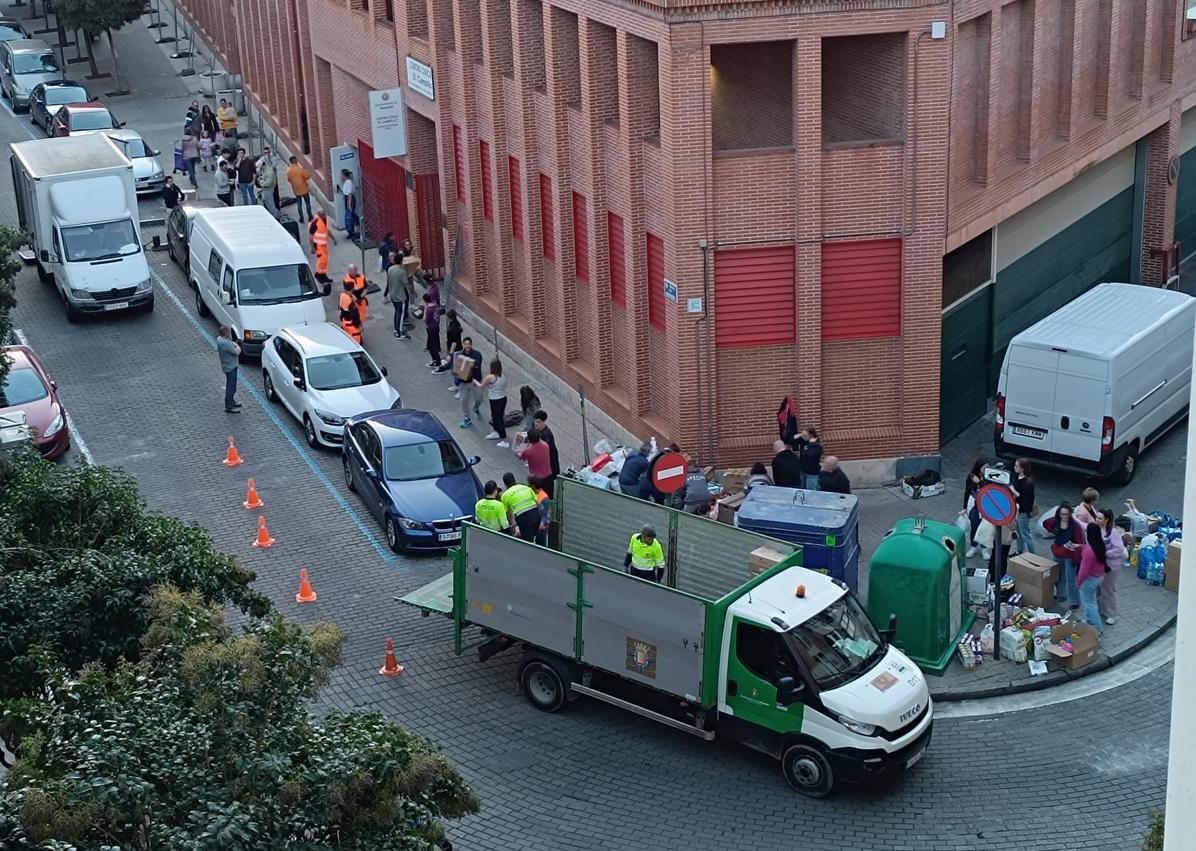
1, 345, 69, 459
51, 101, 121, 137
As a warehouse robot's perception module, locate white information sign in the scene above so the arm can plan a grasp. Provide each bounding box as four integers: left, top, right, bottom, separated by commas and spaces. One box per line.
368, 88, 408, 158
405, 57, 435, 101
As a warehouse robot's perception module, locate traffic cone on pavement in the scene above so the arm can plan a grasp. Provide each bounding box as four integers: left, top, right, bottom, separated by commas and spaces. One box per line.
242, 478, 264, 509
295, 568, 317, 603
251, 515, 276, 548
379, 638, 404, 677
222, 436, 244, 467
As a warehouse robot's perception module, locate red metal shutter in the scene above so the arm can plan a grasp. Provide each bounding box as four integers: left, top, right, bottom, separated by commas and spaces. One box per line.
479, 140, 493, 221
539, 174, 555, 261
714, 245, 796, 349
608, 212, 625, 306
647, 232, 665, 331
821, 238, 902, 341
573, 192, 588, 282
357, 139, 410, 244
508, 156, 523, 241
452, 125, 464, 202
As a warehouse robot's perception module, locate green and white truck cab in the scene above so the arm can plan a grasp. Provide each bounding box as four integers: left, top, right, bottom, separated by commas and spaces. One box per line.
402, 477, 931, 798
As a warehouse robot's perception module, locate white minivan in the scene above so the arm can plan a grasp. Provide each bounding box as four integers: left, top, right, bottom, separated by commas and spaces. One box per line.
995, 282, 1195, 484
189, 206, 330, 357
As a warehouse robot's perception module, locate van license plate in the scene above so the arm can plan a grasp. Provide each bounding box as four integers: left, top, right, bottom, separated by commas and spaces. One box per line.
438, 531, 462, 542
1011, 425, 1046, 440
905, 748, 926, 769
103, 301, 129, 311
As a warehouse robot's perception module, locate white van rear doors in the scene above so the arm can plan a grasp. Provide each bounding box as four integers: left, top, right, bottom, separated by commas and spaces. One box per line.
1052, 353, 1107, 462
1004, 346, 1060, 453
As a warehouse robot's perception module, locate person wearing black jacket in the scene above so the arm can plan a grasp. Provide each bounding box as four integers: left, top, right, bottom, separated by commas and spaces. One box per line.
1012, 458, 1037, 555
531, 411, 561, 496
818, 456, 851, 495
771, 440, 803, 489
619, 443, 652, 496
796, 427, 823, 490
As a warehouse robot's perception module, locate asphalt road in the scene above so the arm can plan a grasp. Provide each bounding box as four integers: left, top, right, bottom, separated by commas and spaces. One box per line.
0, 15, 1172, 850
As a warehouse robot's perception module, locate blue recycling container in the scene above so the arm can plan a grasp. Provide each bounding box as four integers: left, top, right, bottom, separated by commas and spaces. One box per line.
735, 485, 861, 591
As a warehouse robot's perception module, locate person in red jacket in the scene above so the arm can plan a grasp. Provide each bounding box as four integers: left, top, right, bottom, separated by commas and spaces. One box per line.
1043, 502, 1084, 609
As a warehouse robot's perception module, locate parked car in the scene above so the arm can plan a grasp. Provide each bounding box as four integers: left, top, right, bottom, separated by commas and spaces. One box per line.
0, 345, 69, 459
165, 200, 224, 273
105, 129, 164, 195
51, 102, 122, 137
0, 18, 31, 43
262, 322, 401, 449
0, 39, 61, 111
342, 409, 483, 552
29, 80, 89, 134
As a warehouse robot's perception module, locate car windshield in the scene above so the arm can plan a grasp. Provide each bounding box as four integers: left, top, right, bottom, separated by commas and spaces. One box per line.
60, 219, 141, 262
786, 594, 885, 691
1, 366, 48, 407
0, 25, 25, 41
70, 109, 114, 130
14, 52, 58, 74
383, 439, 468, 481
45, 86, 86, 106
111, 136, 150, 158
236, 264, 319, 304
306, 351, 381, 391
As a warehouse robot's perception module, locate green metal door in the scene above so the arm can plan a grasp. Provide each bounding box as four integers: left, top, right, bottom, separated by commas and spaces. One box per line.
1176, 145, 1196, 263
939, 287, 992, 442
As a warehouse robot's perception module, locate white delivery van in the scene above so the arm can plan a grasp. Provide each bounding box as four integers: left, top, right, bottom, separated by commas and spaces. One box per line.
10, 134, 152, 322
189, 206, 331, 357
995, 282, 1195, 484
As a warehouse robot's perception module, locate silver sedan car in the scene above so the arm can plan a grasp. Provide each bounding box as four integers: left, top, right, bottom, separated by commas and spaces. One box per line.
105, 129, 166, 195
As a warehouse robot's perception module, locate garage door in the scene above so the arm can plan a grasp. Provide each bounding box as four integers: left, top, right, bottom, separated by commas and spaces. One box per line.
1175, 109, 1196, 262
358, 139, 410, 245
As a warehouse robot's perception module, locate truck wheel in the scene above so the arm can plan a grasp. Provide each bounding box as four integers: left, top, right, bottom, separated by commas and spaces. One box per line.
1111, 443, 1138, 486
36, 262, 50, 284
519, 658, 569, 712
781, 743, 835, 799
63, 296, 81, 324
194, 286, 210, 317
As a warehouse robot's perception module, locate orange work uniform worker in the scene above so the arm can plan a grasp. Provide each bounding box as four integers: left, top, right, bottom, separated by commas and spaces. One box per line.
338, 283, 362, 344
310, 212, 333, 281
344, 266, 368, 326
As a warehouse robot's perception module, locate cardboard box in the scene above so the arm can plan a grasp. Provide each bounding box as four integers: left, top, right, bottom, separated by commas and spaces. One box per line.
748, 546, 787, 576
1046, 622, 1100, 670
453, 353, 476, 381
716, 492, 745, 525
720, 467, 750, 495
1007, 553, 1059, 608
1166, 540, 1183, 592
965, 567, 989, 605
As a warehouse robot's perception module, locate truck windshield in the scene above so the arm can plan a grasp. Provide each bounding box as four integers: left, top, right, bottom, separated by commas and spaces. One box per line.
786, 594, 885, 691
236, 264, 319, 304
14, 52, 58, 74
61, 219, 140, 262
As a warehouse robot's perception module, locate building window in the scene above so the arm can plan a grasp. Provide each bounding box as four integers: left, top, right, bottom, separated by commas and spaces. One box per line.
384, 0, 394, 22
539, 174, 554, 261
609, 212, 625, 306
479, 140, 493, 221
573, 192, 588, 282
508, 156, 524, 241
452, 125, 465, 203
407, 0, 428, 39
647, 232, 665, 331
821, 34, 906, 146
941, 230, 993, 310
714, 245, 796, 348
821, 238, 902, 341
710, 41, 793, 152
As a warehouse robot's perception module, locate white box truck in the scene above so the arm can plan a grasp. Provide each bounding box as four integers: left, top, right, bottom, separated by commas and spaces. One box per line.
995, 282, 1195, 484
10, 134, 153, 322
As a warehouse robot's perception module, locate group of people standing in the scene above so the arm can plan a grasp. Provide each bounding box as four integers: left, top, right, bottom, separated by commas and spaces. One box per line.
765, 428, 851, 495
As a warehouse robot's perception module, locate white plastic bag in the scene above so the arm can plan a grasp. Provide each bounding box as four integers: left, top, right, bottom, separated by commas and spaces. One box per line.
954, 510, 970, 535
979, 623, 995, 655
1035, 505, 1059, 539
974, 519, 996, 550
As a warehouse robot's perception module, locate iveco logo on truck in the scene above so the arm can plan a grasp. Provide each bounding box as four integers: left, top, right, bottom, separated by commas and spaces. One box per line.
899, 703, 922, 724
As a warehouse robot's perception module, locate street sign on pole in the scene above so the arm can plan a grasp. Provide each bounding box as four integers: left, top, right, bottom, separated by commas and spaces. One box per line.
977, 479, 1016, 661
651, 452, 687, 494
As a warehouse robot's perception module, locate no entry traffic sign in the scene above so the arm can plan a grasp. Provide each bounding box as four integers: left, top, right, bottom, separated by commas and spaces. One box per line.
976, 483, 1017, 527
651, 452, 687, 494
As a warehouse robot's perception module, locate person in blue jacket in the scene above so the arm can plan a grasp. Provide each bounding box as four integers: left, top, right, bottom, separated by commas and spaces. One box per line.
619, 442, 652, 496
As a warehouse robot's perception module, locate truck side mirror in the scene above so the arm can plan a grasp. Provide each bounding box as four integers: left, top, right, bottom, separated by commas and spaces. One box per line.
776, 676, 802, 705
880, 614, 898, 643
39, 249, 48, 262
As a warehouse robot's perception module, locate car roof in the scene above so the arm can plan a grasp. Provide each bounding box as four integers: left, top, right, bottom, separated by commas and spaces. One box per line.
1, 345, 40, 374
5, 39, 51, 52
280, 322, 363, 357
62, 102, 109, 113
363, 409, 452, 446
41, 79, 84, 88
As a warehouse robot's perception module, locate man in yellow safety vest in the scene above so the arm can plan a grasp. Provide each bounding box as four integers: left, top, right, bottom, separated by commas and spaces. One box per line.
475, 480, 517, 535
501, 472, 541, 542
624, 525, 665, 583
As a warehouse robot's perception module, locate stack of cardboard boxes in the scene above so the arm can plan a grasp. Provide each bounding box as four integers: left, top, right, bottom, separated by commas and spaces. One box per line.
715, 468, 750, 524
748, 546, 787, 577
1007, 553, 1059, 608
1166, 540, 1183, 592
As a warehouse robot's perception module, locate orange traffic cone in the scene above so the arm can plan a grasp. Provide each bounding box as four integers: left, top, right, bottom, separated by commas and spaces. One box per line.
222, 436, 244, 467
295, 568, 317, 603
242, 478, 264, 509
251, 515, 275, 548
379, 638, 404, 677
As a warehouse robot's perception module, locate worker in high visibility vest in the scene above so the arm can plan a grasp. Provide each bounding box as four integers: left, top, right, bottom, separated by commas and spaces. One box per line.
344, 263, 369, 325
338, 278, 362, 344
475, 480, 517, 535
501, 472, 541, 542
309, 209, 336, 282
624, 525, 665, 583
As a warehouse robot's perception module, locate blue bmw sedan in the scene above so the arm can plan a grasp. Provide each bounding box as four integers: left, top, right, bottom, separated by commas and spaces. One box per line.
342, 409, 484, 552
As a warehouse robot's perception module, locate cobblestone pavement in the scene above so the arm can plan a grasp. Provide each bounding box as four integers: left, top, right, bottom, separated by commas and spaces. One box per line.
0, 11, 1173, 849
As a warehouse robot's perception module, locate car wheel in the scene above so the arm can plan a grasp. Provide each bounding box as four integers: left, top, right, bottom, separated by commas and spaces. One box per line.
781, 743, 835, 799
1111, 442, 1139, 486
343, 455, 356, 492
167, 239, 177, 265
194, 286, 209, 317
263, 370, 277, 402
386, 516, 403, 552
141, 295, 154, 314
303, 415, 319, 449
518, 657, 570, 712
63, 295, 81, 324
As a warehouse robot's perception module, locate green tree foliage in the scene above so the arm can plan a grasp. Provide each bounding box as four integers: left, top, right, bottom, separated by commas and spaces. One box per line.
0, 588, 479, 849
0, 450, 271, 698
54, 0, 143, 84
1143, 810, 1164, 851
0, 226, 26, 401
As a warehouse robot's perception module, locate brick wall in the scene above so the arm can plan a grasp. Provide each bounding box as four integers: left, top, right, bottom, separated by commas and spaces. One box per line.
710, 41, 792, 151
821, 33, 906, 145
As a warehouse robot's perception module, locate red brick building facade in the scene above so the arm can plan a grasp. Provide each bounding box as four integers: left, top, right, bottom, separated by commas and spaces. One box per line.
176, 0, 1196, 470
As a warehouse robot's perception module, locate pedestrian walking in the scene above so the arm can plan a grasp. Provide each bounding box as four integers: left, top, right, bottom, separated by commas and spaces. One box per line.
423, 293, 442, 367
817, 456, 851, 494
531, 411, 560, 497
217, 98, 238, 142
1097, 508, 1125, 626
199, 131, 215, 172
185, 100, 202, 136
213, 162, 233, 206
771, 439, 802, 488
340, 169, 358, 238
519, 386, 541, 433
1076, 521, 1107, 637
236, 149, 256, 206
286, 156, 313, 222
1044, 503, 1084, 609
310, 209, 336, 282
501, 472, 541, 540
257, 155, 279, 217
161, 176, 184, 210
624, 525, 666, 583
1012, 458, 1037, 554
181, 129, 200, 188
796, 427, 823, 490
516, 429, 553, 490
964, 459, 987, 560
379, 231, 397, 271
478, 359, 509, 446
200, 104, 218, 140
384, 254, 411, 339
216, 326, 242, 413
343, 264, 368, 331
442, 309, 463, 383
338, 278, 362, 344
456, 338, 484, 428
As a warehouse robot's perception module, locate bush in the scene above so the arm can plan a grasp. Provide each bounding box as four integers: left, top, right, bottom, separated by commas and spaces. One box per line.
1143, 809, 1164, 851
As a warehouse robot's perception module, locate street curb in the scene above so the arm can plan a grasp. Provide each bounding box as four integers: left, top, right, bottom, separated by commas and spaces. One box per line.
929, 612, 1178, 702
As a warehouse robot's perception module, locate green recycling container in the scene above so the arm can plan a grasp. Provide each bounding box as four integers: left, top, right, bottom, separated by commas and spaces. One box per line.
867, 517, 974, 676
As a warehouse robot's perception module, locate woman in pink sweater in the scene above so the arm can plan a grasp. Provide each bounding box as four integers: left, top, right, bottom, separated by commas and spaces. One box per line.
1076, 521, 1108, 636
1096, 508, 1126, 626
